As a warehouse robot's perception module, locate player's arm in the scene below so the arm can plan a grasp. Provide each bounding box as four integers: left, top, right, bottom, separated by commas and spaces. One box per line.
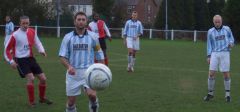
123, 21, 129, 45
138, 22, 143, 37
59, 36, 75, 75
207, 31, 212, 64
59, 57, 71, 68
227, 27, 234, 48
104, 22, 111, 37
93, 36, 104, 63
4, 35, 18, 69
104, 23, 112, 41
60, 57, 75, 75
94, 47, 104, 64
34, 32, 46, 57
123, 21, 129, 38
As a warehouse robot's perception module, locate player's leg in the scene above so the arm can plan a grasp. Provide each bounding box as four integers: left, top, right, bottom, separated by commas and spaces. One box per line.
103, 49, 108, 65
128, 48, 134, 72
131, 38, 140, 71
81, 68, 99, 112
126, 38, 134, 72
66, 69, 82, 112
99, 38, 108, 66
220, 52, 231, 102
103, 50, 109, 66
25, 73, 36, 106
36, 73, 53, 104
66, 96, 77, 112
36, 73, 46, 100
223, 72, 231, 102
31, 57, 52, 104
204, 53, 218, 101
85, 87, 99, 112
15, 58, 36, 106
204, 70, 216, 101
132, 50, 137, 71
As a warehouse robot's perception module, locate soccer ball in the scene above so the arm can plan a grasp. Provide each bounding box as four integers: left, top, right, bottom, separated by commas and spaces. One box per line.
85, 63, 112, 91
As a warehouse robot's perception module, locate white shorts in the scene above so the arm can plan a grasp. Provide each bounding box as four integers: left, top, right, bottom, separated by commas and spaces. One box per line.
209, 52, 230, 72
4, 35, 11, 46
126, 37, 140, 50
66, 68, 90, 96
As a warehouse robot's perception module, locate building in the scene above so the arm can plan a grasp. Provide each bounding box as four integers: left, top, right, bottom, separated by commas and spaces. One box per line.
126, 0, 162, 27
50, 0, 161, 27
51, 0, 93, 17
64, 0, 162, 26
67, 0, 93, 17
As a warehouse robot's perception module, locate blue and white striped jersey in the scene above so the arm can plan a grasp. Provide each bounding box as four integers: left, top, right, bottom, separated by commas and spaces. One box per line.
207, 25, 234, 57
59, 30, 104, 69
123, 19, 143, 38
5, 21, 14, 35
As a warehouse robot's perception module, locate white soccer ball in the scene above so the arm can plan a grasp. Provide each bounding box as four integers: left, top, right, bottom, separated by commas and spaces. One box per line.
85, 63, 112, 91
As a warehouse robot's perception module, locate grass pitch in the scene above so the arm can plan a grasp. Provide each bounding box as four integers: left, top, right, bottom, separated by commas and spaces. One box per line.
0, 37, 239, 112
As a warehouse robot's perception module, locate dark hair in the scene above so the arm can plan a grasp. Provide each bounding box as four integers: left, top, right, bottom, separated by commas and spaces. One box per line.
20, 15, 29, 20
74, 12, 87, 20
92, 12, 99, 17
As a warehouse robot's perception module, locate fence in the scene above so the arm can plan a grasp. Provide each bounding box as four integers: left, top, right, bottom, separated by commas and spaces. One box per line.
0, 25, 208, 42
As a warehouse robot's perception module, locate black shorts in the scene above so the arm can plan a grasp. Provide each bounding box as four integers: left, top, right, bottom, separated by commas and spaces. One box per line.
99, 38, 107, 50
15, 57, 43, 78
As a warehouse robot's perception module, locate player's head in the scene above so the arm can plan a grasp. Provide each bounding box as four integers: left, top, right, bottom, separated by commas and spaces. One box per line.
74, 11, 87, 30
5, 16, 11, 22
213, 15, 222, 28
93, 12, 100, 22
131, 11, 138, 20
19, 15, 30, 31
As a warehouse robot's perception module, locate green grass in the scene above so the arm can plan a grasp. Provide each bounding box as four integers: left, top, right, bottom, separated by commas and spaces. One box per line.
0, 37, 239, 112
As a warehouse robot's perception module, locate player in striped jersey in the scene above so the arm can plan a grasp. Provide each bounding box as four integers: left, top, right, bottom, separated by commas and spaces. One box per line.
4, 15, 14, 46
59, 12, 104, 112
4, 16, 52, 107
204, 15, 234, 102
123, 11, 143, 72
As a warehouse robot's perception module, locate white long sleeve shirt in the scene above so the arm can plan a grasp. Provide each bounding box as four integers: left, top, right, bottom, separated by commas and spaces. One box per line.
207, 26, 234, 57
88, 20, 111, 38
4, 28, 45, 64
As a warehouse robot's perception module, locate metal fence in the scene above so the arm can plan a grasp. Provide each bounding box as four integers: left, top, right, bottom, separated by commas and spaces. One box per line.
0, 25, 208, 42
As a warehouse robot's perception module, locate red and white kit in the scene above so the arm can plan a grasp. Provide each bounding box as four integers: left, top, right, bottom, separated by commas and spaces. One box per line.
4, 28, 45, 64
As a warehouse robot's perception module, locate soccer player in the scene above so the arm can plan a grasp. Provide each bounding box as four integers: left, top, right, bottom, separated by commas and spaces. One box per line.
4, 15, 14, 46
204, 15, 234, 102
88, 12, 112, 66
4, 16, 52, 107
123, 11, 143, 72
59, 12, 104, 112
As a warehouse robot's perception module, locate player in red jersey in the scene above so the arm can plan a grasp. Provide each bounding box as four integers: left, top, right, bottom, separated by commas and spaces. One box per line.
88, 12, 112, 66
4, 16, 52, 107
